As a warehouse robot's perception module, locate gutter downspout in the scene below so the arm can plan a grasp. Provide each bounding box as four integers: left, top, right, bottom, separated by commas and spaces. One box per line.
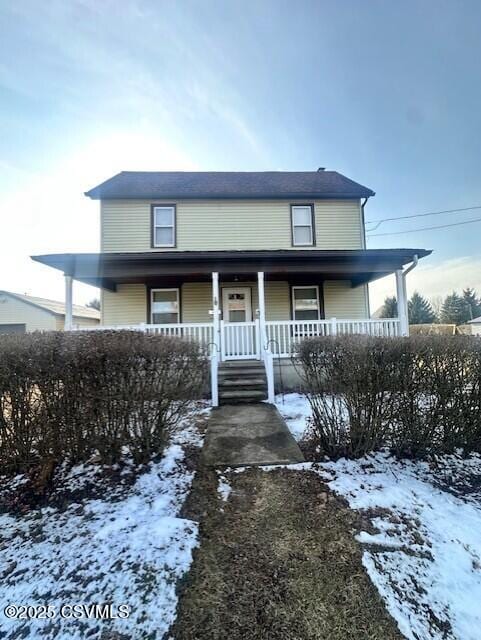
399, 254, 419, 336
403, 253, 419, 278
361, 197, 370, 316
360, 197, 369, 249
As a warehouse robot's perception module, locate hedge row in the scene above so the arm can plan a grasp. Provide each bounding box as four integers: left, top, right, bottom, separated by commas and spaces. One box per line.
0, 331, 208, 472
296, 336, 481, 459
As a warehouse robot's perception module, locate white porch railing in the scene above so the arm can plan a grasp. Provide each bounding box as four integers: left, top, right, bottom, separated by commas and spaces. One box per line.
75, 318, 400, 358
220, 320, 259, 360
265, 318, 400, 357
75, 322, 215, 346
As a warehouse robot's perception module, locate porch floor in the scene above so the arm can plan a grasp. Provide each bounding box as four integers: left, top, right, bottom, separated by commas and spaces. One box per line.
201, 403, 305, 467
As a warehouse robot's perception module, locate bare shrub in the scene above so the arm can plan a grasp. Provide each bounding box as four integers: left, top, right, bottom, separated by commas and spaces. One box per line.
297, 336, 398, 458
297, 335, 481, 460
0, 331, 208, 473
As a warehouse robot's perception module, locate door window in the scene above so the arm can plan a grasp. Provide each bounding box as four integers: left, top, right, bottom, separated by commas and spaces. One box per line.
222, 288, 252, 322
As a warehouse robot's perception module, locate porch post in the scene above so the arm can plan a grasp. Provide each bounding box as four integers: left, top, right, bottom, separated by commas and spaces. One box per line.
212, 272, 220, 352
64, 274, 73, 331
395, 269, 409, 336
211, 272, 220, 407
257, 271, 266, 351
258, 271, 275, 402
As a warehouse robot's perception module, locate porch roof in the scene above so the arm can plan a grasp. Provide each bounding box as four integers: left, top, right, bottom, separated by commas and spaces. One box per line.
32, 248, 431, 292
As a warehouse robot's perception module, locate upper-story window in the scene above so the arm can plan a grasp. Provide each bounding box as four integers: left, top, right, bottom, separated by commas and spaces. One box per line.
291, 204, 315, 246
152, 205, 176, 248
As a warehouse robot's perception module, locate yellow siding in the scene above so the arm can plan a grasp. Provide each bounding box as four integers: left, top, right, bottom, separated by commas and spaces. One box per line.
101, 199, 363, 252
181, 283, 212, 323
323, 281, 368, 318
100, 280, 368, 326
0, 295, 56, 332
265, 281, 291, 320
102, 284, 147, 325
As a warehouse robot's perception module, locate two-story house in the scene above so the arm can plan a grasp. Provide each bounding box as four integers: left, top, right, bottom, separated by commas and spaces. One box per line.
32, 170, 431, 404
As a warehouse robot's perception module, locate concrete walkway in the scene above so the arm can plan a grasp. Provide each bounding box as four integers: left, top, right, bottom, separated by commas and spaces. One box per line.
201, 403, 305, 467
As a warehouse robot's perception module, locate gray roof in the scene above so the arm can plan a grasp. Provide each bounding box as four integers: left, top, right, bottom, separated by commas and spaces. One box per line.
469, 315, 481, 324
0, 290, 100, 320
85, 171, 375, 200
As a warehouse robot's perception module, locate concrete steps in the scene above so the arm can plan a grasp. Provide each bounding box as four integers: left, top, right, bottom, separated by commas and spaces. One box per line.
218, 359, 267, 404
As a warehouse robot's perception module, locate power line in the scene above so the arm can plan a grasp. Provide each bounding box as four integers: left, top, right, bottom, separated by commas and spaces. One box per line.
367, 216, 481, 237
366, 205, 481, 231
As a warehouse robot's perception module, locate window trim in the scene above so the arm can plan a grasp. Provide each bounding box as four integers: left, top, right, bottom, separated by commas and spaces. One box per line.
290, 204, 315, 247
291, 285, 321, 321
151, 204, 177, 248
150, 287, 180, 324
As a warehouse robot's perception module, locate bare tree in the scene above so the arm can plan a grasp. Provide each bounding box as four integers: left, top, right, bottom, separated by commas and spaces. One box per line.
86, 298, 101, 311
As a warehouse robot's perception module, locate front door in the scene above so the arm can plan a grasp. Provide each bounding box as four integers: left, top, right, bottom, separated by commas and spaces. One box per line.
222, 287, 252, 323
221, 288, 258, 360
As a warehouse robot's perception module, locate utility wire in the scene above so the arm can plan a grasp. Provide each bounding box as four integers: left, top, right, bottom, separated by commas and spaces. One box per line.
366, 205, 481, 231
367, 216, 481, 237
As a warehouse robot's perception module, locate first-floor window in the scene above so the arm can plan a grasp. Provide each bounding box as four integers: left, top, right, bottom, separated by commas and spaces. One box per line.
151, 289, 179, 324
292, 286, 320, 320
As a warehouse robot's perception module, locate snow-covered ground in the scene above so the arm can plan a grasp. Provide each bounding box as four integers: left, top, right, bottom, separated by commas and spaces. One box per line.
320, 453, 481, 640
275, 393, 481, 640
0, 403, 210, 640
275, 392, 312, 441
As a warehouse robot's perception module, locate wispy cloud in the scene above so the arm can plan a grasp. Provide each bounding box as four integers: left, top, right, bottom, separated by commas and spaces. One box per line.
0, 130, 198, 304
0, 0, 267, 161
369, 256, 481, 312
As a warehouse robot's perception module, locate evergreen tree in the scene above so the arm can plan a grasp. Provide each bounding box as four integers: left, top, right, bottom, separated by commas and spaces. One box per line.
430, 296, 443, 322
408, 291, 436, 324
441, 292, 468, 324
462, 288, 481, 320
380, 296, 398, 318
86, 298, 101, 311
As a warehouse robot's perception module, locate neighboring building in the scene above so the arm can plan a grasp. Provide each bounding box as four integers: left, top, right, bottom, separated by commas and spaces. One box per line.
371, 305, 385, 319
0, 290, 100, 333
469, 316, 481, 336
31, 170, 431, 402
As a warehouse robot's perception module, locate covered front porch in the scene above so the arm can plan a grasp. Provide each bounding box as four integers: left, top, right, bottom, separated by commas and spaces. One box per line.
32, 248, 431, 404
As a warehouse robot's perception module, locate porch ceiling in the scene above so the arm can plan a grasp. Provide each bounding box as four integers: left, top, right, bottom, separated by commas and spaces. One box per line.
32, 249, 431, 292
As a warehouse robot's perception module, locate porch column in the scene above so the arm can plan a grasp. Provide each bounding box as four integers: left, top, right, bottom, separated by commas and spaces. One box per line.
257, 271, 266, 347
64, 274, 73, 331
212, 272, 220, 350
258, 271, 275, 402
395, 269, 409, 336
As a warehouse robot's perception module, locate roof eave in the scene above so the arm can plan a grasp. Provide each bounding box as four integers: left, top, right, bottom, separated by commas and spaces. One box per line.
85, 191, 375, 201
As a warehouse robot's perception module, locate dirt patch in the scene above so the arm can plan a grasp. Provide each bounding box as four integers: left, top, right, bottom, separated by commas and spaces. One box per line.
171, 467, 402, 640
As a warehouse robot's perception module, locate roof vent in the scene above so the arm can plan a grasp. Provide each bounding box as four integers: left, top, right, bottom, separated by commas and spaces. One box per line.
317, 167, 325, 171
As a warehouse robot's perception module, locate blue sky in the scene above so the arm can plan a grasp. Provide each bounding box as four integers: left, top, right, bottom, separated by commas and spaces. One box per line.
1, 0, 480, 309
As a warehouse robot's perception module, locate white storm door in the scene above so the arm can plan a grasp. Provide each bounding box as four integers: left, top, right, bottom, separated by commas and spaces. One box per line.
222, 288, 252, 323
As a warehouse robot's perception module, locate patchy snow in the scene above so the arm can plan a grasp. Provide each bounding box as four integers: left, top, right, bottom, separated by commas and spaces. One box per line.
217, 472, 232, 502
275, 392, 312, 441
275, 392, 345, 443
271, 392, 481, 639
0, 403, 210, 639
317, 453, 481, 640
